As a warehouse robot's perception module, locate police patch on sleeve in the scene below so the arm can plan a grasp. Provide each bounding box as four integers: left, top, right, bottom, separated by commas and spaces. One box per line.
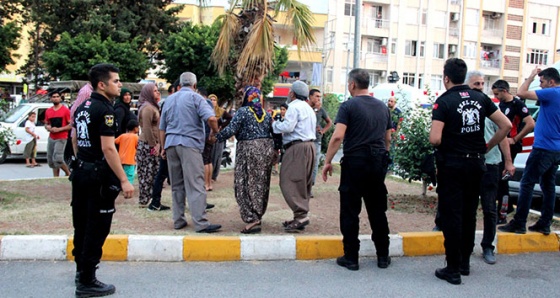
105, 115, 114, 127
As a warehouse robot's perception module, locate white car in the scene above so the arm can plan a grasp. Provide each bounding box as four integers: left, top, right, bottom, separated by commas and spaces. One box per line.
0, 103, 55, 163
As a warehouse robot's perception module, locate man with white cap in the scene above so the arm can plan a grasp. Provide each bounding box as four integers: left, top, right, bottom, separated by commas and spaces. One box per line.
272, 80, 317, 232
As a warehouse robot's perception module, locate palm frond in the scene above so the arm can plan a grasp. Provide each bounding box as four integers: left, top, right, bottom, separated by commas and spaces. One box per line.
211, 12, 240, 75
236, 15, 275, 81
273, 0, 316, 56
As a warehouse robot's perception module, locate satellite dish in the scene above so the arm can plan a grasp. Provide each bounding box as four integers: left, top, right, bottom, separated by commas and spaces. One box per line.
158, 82, 164, 88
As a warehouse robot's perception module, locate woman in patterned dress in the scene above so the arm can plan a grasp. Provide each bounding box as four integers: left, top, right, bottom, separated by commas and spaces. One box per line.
136, 83, 161, 206
215, 86, 275, 233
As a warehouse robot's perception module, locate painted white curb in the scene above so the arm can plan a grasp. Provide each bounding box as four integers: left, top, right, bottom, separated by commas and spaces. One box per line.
0, 235, 67, 260
358, 234, 404, 257
128, 235, 184, 262
241, 235, 296, 260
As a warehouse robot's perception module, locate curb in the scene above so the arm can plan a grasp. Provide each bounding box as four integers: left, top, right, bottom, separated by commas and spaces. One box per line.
0, 231, 558, 261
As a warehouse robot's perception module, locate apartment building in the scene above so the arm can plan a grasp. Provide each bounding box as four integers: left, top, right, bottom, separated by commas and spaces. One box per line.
324, 0, 560, 96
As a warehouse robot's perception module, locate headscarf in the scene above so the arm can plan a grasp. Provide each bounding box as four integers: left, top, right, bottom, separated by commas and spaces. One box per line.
138, 83, 158, 114
241, 86, 263, 118
209, 94, 224, 118
115, 87, 132, 108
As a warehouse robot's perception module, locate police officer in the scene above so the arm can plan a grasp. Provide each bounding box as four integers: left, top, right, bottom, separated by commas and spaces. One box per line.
429, 58, 511, 285
71, 63, 134, 297
322, 68, 392, 271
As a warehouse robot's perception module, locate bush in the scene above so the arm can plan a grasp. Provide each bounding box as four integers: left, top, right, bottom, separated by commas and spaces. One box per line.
393, 85, 436, 185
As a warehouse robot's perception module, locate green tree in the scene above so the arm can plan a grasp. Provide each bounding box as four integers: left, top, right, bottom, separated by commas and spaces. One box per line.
210, 0, 316, 105
42, 32, 149, 82
159, 21, 289, 105
320, 93, 341, 154
19, 0, 183, 81
0, 0, 24, 72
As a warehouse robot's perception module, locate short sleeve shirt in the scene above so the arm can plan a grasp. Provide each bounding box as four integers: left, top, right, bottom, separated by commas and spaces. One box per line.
336, 95, 391, 155
315, 107, 330, 142
390, 107, 403, 131
45, 105, 71, 140
499, 97, 531, 141
534, 87, 560, 151
73, 92, 117, 162
432, 85, 498, 154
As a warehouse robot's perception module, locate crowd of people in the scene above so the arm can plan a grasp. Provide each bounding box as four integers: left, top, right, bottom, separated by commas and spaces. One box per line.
22, 58, 556, 296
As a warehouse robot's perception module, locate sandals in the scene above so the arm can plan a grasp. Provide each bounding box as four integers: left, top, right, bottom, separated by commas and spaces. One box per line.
283, 219, 310, 232
241, 221, 261, 234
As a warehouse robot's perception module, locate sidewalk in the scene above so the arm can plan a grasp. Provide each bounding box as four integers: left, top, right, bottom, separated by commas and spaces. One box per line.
1, 231, 558, 261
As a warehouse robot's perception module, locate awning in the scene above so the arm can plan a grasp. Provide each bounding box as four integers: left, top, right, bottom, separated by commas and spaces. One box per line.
273, 86, 290, 97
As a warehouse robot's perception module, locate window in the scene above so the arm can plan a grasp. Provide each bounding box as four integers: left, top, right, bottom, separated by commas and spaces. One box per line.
391, 38, 397, 54
402, 72, 415, 87
417, 74, 424, 89
344, 0, 355, 16
421, 9, 427, 25
405, 40, 417, 56
483, 16, 500, 30
531, 19, 550, 36
433, 43, 445, 59
526, 49, 548, 65
430, 75, 443, 91
326, 67, 333, 84
419, 41, 425, 57
369, 72, 380, 87
366, 38, 382, 54
463, 42, 477, 58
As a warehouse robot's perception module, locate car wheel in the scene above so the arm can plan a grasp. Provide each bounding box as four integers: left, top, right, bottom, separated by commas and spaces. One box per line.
0, 145, 8, 164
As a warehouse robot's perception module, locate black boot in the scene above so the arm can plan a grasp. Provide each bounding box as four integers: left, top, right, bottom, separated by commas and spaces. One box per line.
435, 266, 461, 285
76, 267, 116, 297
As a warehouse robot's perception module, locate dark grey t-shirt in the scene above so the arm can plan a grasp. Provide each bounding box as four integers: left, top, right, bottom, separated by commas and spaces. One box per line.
335, 95, 391, 155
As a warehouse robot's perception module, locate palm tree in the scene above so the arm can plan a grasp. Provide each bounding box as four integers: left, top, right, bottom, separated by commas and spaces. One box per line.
210, 0, 316, 104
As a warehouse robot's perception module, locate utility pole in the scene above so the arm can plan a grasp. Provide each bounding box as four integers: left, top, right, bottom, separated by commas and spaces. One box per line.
353, 0, 361, 68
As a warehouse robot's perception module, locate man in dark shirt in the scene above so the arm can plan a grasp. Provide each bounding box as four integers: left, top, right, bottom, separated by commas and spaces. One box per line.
429, 58, 511, 285
491, 79, 535, 219
71, 63, 134, 297
323, 68, 392, 271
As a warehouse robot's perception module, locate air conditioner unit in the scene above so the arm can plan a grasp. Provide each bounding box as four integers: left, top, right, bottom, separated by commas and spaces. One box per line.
449, 45, 457, 53
381, 38, 388, 46
451, 12, 459, 22
381, 71, 387, 77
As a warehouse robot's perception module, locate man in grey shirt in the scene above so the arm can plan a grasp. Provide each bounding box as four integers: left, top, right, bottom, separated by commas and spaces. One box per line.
159, 72, 221, 233
309, 89, 332, 197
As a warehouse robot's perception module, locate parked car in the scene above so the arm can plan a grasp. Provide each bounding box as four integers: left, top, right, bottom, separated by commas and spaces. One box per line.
0, 102, 54, 163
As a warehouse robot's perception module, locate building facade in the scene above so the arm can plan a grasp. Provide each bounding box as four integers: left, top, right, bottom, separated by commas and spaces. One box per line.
324, 0, 560, 96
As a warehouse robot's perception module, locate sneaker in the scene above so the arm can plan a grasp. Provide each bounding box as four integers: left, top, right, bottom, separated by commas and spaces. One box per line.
377, 256, 391, 269
148, 204, 170, 211
336, 255, 359, 271
498, 219, 526, 234
435, 267, 461, 285
75, 278, 116, 297
528, 222, 551, 235
206, 203, 215, 210
482, 248, 496, 265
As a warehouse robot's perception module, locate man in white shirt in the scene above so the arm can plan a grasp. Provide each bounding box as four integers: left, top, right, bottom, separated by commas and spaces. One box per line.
273, 80, 317, 232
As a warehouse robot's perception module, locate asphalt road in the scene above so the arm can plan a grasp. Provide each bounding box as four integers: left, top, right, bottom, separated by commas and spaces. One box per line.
0, 156, 54, 180
1, 253, 558, 297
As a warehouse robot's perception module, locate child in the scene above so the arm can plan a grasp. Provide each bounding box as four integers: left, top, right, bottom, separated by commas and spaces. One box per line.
115, 119, 139, 184
24, 111, 40, 167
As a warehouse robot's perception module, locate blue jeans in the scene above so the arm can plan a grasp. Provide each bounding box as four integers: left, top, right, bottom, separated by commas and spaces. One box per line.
513, 148, 560, 227
479, 164, 499, 250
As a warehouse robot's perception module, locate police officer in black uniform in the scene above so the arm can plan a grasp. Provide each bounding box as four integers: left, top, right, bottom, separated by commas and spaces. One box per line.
429, 58, 511, 285
71, 63, 134, 297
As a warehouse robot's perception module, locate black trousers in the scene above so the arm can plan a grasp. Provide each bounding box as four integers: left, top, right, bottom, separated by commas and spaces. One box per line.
339, 152, 390, 262
496, 145, 520, 213
71, 162, 116, 275
436, 155, 485, 269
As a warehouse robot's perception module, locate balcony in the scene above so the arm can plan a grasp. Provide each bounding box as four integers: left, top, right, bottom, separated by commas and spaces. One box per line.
362, 52, 388, 70
361, 18, 390, 37
480, 59, 501, 76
